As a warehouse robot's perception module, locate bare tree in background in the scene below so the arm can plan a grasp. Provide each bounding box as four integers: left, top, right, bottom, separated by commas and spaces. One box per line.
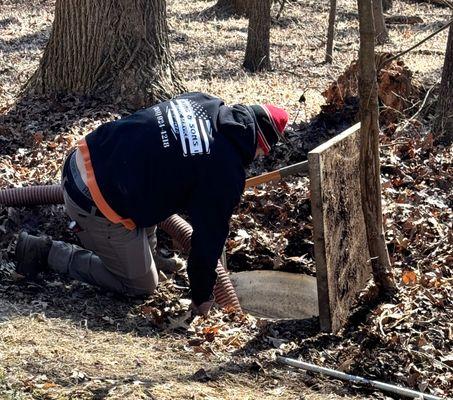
357, 0, 396, 296
325, 0, 337, 63
434, 17, 453, 145
373, 0, 389, 44
382, 0, 393, 12
207, 0, 250, 18
27, 0, 183, 108
243, 0, 272, 72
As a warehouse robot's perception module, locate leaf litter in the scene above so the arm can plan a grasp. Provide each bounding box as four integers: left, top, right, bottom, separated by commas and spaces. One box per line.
0, 0, 452, 399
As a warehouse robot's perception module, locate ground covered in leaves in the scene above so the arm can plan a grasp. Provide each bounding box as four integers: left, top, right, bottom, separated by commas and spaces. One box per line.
0, 0, 452, 399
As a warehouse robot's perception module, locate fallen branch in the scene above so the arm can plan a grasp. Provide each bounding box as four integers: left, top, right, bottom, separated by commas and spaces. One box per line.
408, 0, 453, 8
385, 18, 453, 64
385, 15, 424, 24
398, 82, 437, 132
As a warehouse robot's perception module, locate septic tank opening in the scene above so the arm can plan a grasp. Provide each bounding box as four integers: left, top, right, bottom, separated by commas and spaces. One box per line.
230, 270, 319, 319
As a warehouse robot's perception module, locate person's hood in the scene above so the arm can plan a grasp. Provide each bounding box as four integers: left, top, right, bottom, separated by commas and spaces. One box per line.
217, 104, 257, 167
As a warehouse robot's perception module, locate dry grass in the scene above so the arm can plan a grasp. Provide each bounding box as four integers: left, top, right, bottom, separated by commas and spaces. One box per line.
0, 299, 361, 400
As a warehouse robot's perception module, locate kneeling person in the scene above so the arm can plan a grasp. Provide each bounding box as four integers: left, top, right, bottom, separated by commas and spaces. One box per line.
15, 92, 288, 315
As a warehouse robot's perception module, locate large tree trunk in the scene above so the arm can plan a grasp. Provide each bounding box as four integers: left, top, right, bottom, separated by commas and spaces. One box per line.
26, 0, 184, 108
373, 0, 389, 44
325, 0, 337, 63
434, 18, 453, 145
243, 0, 271, 72
357, 0, 396, 296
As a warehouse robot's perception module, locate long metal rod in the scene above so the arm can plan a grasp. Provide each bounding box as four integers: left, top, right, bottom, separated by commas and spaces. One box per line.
245, 160, 308, 188
278, 357, 442, 400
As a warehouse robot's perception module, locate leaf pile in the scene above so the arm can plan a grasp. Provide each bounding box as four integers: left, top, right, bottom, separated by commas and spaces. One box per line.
228, 180, 315, 275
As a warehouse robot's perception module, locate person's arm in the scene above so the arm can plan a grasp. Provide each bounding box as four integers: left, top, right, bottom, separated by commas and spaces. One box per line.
188, 198, 232, 307
187, 176, 243, 313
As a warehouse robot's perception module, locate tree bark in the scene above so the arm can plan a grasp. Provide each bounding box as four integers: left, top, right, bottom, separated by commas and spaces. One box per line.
357, 0, 396, 296
434, 17, 453, 145
325, 0, 337, 63
26, 0, 184, 108
373, 0, 390, 44
243, 0, 271, 72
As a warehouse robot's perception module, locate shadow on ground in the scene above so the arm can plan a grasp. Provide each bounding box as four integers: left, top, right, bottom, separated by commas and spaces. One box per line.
0, 95, 130, 157
0, 27, 50, 54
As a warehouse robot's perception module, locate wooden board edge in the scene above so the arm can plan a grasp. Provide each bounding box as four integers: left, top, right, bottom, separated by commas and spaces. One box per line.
308, 151, 332, 332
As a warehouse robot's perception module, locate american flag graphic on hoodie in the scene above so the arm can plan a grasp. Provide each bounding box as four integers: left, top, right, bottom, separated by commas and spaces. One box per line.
166, 99, 212, 156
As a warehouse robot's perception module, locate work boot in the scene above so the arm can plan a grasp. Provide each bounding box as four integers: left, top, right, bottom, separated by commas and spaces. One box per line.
153, 252, 185, 274
15, 232, 52, 279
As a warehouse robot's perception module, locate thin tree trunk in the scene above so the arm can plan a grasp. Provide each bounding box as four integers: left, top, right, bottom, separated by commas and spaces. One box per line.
382, 0, 393, 12
243, 0, 272, 72
26, 0, 183, 108
373, 0, 389, 44
276, 0, 287, 20
434, 16, 453, 145
357, 0, 396, 296
325, 0, 337, 63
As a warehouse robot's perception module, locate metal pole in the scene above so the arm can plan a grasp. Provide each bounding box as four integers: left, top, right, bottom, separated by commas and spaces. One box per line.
278, 357, 442, 400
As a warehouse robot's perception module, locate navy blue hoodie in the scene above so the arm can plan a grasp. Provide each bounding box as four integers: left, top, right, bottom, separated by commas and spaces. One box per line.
79, 92, 258, 304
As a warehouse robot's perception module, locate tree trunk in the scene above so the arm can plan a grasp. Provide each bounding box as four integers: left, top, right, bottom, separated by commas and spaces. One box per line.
434, 17, 453, 145
325, 0, 337, 63
357, 0, 396, 296
26, 0, 184, 108
373, 0, 389, 44
209, 0, 250, 18
382, 0, 393, 12
243, 0, 271, 72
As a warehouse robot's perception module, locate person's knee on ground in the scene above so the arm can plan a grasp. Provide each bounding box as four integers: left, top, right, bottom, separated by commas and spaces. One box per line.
125, 268, 159, 297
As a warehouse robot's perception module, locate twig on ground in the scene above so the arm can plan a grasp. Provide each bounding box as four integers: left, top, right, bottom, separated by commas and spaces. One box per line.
380, 141, 411, 147
399, 82, 438, 132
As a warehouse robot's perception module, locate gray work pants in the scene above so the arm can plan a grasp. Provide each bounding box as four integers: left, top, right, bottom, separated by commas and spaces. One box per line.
47, 190, 158, 296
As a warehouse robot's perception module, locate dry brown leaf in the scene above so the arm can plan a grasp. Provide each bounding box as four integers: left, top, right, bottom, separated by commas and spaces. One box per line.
402, 270, 417, 285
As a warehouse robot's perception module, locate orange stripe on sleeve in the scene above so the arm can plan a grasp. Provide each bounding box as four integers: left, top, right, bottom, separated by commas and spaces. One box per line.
78, 139, 136, 230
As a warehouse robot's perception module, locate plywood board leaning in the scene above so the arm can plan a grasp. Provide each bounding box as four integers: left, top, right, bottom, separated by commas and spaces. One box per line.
308, 123, 371, 332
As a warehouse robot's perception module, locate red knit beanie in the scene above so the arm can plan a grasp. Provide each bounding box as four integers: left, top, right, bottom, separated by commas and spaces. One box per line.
250, 104, 289, 155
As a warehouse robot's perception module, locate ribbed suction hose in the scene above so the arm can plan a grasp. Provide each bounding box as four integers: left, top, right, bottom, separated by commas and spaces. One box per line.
0, 185, 242, 312
0, 185, 64, 205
